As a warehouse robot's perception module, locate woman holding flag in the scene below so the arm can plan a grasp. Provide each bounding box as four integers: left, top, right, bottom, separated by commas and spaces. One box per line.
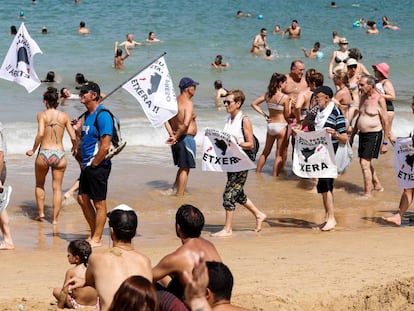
211, 89, 266, 237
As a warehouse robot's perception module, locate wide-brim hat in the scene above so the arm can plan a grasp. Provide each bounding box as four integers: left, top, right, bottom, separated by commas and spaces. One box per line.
372, 62, 389, 79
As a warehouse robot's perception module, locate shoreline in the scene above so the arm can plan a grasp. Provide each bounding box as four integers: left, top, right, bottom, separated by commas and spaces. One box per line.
2, 146, 414, 310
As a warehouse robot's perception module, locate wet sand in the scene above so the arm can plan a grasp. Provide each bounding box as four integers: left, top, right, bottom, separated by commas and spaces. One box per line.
2, 146, 414, 310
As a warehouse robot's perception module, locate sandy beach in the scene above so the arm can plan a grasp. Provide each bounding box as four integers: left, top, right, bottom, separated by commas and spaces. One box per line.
2, 146, 414, 311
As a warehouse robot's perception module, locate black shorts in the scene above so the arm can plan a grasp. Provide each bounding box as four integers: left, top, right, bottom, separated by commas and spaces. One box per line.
317, 178, 334, 193
358, 131, 383, 159
79, 165, 111, 201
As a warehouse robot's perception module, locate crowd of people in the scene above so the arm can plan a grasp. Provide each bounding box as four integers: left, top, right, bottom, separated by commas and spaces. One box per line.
0, 4, 409, 310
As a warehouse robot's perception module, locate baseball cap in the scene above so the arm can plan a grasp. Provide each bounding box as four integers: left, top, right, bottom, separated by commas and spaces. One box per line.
80, 81, 101, 95
314, 85, 334, 98
107, 204, 137, 233
346, 58, 358, 66
179, 77, 199, 90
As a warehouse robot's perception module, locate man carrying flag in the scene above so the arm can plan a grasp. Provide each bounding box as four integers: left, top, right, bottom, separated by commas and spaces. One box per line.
0, 23, 42, 93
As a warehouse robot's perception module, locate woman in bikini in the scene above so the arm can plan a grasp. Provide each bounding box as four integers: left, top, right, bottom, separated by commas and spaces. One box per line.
328, 37, 349, 80
333, 70, 353, 131
251, 73, 291, 176
26, 87, 77, 224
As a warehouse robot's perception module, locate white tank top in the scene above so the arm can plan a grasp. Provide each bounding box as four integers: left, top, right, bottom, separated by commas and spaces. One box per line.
223, 111, 245, 143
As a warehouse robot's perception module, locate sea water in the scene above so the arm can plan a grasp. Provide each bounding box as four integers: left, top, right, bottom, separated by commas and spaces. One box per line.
0, 0, 413, 157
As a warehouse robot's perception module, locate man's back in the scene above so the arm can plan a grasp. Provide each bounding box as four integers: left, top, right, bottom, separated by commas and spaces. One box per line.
169, 92, 197, 136
86, 248, 152, 311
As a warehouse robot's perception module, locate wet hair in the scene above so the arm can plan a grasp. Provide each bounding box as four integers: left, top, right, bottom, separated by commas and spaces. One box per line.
60, 87, 70, 98
348, 48, 363, 60
314, 42, 320, 49
206, 261, 234, 302
75, 73, 87, 85
305, 68, 317, 85
226, 89, 245, 107
214, 80, 223, 89
43, 87, 59, 108
332, 31, 338, 36
10, 25, 17, 35
68, 239, 92, 267
116, 48, 123, 57
43, 71, 55, 82
79, 21, 86, 28
309, 72, 324, 88
267, 73, 286, 97
265, 49, 272, 57
108, 275, 159, 311
292, 19, 298, 23
260, 28, 267, 33
108, 209, 138, 242
290, 59, 304, 71
41, 26, 47, 34
175, 204, 204, 238
148, 31, 155, 37
366, 21, 376, 27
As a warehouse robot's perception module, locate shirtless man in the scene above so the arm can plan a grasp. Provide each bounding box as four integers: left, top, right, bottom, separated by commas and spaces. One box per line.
66, 204, 152, 311
250, 28, 268, 55
350, 75, 390, 198
282, 20, 301, 39
153, 204, 222, 300
119, 33, 142, 49
165, 77, 198, 196
78, 21, 90, 35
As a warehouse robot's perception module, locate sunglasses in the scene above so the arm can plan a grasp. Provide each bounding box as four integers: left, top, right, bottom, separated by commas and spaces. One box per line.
223, 100, 234, 106
347, 65, 357, 69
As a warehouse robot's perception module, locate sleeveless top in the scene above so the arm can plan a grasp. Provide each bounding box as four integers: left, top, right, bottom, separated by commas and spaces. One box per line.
223, 111, 245, 144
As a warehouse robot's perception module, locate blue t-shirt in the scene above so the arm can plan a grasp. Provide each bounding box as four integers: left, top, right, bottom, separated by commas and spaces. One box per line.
81, 105, 113, 168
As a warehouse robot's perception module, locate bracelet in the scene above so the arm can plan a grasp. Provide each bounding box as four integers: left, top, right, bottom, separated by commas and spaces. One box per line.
383, 141, 388, 145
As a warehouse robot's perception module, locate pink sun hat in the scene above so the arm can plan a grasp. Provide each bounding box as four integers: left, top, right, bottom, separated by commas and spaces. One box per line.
372, 62, 389, 79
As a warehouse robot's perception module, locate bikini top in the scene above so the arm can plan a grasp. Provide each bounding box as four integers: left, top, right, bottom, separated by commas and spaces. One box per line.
45, 110, 64, 143
335, 56, 349, 64
266, 94, 285, 111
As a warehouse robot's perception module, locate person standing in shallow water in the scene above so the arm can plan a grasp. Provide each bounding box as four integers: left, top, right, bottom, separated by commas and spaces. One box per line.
26, 87, 77, 224
165, 77, 198, 196
211, 89, 266, 237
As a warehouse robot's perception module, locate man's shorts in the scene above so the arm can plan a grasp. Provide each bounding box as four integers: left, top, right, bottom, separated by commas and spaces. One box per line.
79, 165, 111, 201
171, 135, 196, 168
358, 130, 383, 159
317, 177, 334, 193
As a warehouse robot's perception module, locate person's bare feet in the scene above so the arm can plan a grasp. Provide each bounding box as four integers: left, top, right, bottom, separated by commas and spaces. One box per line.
382, 214, 402, 226
211, 228, 232, 237
254, 213, 267, 232
373, 186, 384, 192
357, 193, 372, 200
88, 240, 103, 248
321, 219, 336, 231
0, 240, 14, 250
36, 214, 45, 221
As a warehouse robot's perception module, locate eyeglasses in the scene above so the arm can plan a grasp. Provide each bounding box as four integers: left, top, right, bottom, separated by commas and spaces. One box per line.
223, 100, 235, 106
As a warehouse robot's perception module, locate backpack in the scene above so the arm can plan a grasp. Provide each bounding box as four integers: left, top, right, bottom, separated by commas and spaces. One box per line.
94, 108, 127, 160
241, 116, 260, 161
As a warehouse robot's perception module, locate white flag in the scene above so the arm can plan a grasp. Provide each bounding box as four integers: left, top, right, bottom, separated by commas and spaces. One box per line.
292, 129, 338, 178
202, 128, 256, 172
0, 23, 42, 93
394, 137, 414, 189
122, 56, 177, 127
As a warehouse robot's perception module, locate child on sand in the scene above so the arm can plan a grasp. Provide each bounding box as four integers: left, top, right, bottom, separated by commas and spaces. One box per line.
53, 240, 99, 309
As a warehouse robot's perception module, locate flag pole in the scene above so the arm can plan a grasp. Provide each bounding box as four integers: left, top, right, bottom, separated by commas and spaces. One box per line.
99, 51, 167, 103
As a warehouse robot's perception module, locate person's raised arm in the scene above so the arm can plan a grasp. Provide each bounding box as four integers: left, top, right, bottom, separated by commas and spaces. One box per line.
251, 95, 268, 119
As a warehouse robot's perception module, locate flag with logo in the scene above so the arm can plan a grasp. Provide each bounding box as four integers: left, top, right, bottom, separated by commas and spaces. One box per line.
0, 23, 42, 93
394, 137, 414, 189
122, 56, 177, 127
292, 129, 338, 178
202, 128, 256, 172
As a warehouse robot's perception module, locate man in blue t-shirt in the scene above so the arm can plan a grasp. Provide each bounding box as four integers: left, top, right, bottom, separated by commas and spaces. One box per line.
78, 81, 113, 248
